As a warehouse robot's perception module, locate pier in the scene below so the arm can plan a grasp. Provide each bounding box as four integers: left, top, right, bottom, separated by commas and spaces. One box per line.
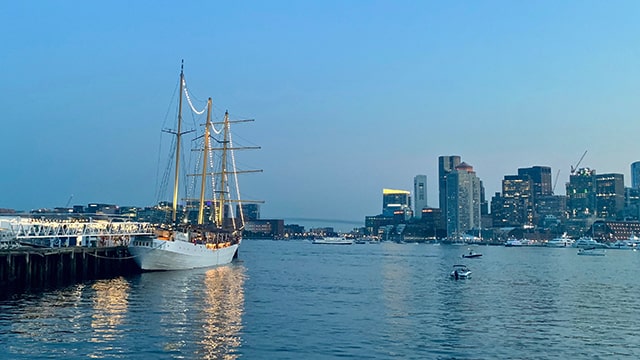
0, 217, 154, 294
0, 246, 140, 293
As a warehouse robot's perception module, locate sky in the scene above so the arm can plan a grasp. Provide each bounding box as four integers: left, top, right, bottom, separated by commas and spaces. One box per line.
2, 1, 640, 231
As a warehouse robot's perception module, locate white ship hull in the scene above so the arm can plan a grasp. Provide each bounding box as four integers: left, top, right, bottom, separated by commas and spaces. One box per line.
129, 237, 239, 271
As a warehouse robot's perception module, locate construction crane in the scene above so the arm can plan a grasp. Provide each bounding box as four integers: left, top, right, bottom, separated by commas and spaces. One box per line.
552, 169, 561, 194
65, 194, 74, 208
570, 150, 588, 175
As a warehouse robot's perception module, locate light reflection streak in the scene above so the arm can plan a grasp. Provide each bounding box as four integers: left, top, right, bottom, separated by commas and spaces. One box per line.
88, 277, 130, 357
197, 265, 246, 360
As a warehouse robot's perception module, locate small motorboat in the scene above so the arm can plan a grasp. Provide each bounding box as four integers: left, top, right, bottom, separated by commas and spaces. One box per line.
450, 264, 472, 279
577, 247, 605, 256
461, 248, 482, 258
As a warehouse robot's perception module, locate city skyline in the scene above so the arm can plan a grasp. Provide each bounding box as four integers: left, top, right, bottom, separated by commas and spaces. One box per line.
3, 2, 640, 232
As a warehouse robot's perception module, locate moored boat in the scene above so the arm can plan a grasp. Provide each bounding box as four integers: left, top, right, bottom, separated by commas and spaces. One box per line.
572, 237, 608, 249
128, 62, 260, 271
546, 234, 574, 247
504, 239, 522, 247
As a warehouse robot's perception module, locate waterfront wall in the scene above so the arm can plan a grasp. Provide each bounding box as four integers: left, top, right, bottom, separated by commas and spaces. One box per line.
0, 246, 140, 292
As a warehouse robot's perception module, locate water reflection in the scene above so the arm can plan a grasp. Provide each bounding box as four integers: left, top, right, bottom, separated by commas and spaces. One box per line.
198, 265, 246, 360
89, 277, 130, 357
9, 283, 85, 344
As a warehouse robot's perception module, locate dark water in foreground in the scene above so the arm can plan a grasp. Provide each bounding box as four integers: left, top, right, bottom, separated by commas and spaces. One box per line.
2, 241, 640, 359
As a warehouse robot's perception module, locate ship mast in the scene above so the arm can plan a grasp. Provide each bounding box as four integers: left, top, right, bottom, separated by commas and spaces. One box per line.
197, 98, 213, 225
216, 111, 230, 228
171, 61, 185, 224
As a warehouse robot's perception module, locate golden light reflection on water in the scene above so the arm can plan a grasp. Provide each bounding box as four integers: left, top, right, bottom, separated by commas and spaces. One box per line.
197, 266, 246, 360
89, 277, 129, 345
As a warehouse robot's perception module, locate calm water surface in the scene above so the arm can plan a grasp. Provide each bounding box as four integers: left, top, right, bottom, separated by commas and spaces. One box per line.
2, 241, 640, 359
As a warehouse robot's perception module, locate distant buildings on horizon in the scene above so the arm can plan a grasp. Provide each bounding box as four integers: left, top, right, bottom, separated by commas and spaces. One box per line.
6, 156, 640, 242
365, 155, 640, 242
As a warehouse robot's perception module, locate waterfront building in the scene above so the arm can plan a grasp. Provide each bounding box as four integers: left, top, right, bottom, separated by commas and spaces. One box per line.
566, 168, 597, 218
413, 175, 428, 218
632, 161, 640, 189
420, 207, 445, 238
86, 203, 118, 215
589, 220, 640, 242
237, 203, 260, 221
283, 224, 305, 238
365, 214, 394, 236
244, 219, 284, 238
445, 162, 481, 237
535, 195, 568, 227
438, 155, 461, 217
595, 173, 624, 219
382, 188, 411, 217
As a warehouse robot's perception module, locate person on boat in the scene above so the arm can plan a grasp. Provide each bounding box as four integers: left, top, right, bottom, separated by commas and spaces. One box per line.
454, 270, 459, 280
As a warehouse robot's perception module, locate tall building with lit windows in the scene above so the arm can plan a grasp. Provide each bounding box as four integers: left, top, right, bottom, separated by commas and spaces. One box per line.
413, 175, 428, 218
445, 162, 481, 236
494, 174, 533, 227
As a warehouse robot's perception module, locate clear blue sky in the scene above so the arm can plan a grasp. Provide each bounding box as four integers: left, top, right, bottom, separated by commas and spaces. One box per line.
2, 1, 640, 231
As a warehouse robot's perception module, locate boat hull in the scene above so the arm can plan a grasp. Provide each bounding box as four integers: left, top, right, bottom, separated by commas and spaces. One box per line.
128, 238, 239, 271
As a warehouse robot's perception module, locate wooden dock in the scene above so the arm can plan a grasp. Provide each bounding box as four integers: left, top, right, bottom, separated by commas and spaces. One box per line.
0, 246, 140, 292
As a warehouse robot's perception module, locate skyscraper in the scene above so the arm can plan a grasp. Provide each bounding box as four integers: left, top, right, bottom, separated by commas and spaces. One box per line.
413, 175, 428, 218
631, 161, 640, 189
438, 155, 461, 217
445, 162, 481, 237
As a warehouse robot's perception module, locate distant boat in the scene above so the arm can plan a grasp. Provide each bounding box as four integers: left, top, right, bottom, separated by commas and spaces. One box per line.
504, 239, 522, 247
577, 247, 606, 256
611, 234, 639, 250
312, 236, 353, 245
461, 248, 482, 258
572, 237, 608, 249
546, 234, 574, 247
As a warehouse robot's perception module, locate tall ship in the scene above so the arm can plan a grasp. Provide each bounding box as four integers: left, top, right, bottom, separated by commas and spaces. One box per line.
129, 62, 261, 270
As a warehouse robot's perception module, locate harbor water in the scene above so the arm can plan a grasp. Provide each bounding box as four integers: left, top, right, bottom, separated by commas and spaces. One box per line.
2, 240, 640, 359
